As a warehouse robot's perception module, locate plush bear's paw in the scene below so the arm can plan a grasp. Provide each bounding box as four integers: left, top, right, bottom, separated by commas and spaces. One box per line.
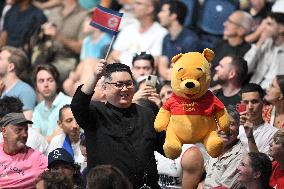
163, 142, 182, 160
205, 137, 223, 158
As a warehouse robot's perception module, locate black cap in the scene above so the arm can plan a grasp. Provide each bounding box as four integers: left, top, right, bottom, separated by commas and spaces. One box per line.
0, 112, 33, 127
48, 148, 74, 168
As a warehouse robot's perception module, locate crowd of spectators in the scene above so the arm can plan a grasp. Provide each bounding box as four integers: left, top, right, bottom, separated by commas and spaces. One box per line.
0, 0, 284, 188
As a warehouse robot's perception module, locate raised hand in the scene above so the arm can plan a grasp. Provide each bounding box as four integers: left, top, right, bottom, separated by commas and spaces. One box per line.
94, 59, 107, 81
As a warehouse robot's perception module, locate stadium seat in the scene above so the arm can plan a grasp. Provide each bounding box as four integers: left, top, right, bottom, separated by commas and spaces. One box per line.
197, 0, 238, 35
181, 0, 199, 29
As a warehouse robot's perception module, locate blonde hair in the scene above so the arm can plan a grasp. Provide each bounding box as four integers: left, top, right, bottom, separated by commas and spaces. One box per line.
2, 46, 28, 76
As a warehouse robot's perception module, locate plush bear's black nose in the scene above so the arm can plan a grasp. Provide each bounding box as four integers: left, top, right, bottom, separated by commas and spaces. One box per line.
185, 82, 195, 89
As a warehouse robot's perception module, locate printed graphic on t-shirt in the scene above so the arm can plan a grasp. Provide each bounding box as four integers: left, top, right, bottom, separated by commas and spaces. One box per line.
159, 174, 181, 187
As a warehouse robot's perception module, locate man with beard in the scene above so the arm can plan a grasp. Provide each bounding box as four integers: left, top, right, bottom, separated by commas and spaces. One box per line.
213, 55, 248, 107
210, 11, 253, 82
157, 0, 199, 80
0, 112, 47, 188
32, 64, 71, 142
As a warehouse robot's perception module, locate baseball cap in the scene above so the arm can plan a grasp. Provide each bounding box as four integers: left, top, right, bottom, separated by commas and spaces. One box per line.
0, 112, 33, 127
48, 148, 74, 168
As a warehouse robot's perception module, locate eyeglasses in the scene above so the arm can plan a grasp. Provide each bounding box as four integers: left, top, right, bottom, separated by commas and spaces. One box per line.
133, 51, 154, 63
133, 51, 153, 58
227, 18, 243, 28
105, 81, 134, 89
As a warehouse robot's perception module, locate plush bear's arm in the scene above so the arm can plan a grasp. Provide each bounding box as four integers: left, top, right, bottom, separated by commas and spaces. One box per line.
214, 108, 230, 132
154, 107, 171, 132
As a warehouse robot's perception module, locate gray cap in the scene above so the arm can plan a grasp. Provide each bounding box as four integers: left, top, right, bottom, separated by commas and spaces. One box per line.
0, 113, 33, 127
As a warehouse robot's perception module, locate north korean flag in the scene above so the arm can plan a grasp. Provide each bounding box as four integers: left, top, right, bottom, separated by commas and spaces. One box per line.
90, 5, 123, 35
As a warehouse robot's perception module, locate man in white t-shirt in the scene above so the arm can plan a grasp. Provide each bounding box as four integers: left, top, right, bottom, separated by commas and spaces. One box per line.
239, 83, 278, 156
108, 0, 167, 67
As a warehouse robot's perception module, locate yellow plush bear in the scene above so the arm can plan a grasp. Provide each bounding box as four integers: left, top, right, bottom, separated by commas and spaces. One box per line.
154, 49, 229, 159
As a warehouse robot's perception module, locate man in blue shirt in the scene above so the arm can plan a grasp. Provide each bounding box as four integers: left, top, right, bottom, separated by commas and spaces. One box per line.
32, 64, 71, 142
0, 46, 36, 120
0, 0, 46, 49
157, 0, 200, 80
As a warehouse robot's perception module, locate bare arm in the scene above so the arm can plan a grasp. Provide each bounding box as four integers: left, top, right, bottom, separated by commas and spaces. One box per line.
33, 0, 61, 10
81, 59, 107, 95
0, 31, 7, 48
240, 112, 259, 152
23, 110, 33, 121
107, 50, 120, 64
42, 23, 82, 54
100, 0, 112, 8
55, 33, 83, 54
181, 147, 204, 189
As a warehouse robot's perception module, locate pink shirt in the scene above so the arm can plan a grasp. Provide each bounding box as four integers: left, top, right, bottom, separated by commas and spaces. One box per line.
0, 143, 47, 189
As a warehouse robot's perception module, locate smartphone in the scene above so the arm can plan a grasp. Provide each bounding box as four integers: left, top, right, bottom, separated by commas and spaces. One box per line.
145, 75, 158, 88
236, 103, 246, 113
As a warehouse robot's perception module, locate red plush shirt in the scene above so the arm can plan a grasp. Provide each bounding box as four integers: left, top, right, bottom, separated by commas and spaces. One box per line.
270, 161, 284, 189
162, 91, 224, 116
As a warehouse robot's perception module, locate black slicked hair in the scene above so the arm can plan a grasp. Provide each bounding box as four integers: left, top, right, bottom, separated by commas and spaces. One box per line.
104, 63, 133, 82
269, 12, 284, 25
163, 0, 188, 25
58, 104, 71, 122
240, 83, 265, 99
132, 52, 154, 68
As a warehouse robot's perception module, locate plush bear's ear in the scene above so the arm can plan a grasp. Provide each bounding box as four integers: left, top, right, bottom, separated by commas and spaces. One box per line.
202, 48, 215, 62
171, 53, 183, 64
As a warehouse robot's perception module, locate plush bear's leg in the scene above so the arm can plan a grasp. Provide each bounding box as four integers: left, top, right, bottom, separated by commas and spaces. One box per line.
164, 126, 182, 160
203, 131, 223, 158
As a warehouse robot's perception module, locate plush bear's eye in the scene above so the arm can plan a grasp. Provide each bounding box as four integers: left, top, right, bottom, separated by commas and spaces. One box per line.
176, 68, 185, 81
197, 68, 202, 71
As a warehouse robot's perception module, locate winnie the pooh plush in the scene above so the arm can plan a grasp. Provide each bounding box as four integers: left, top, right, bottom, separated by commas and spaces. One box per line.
154, 48, 229, 159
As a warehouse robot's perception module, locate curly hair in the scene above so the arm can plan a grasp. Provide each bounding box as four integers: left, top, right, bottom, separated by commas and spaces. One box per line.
87, 164, 132, 189
248, 152, 272, 188
35, 170, 73, 189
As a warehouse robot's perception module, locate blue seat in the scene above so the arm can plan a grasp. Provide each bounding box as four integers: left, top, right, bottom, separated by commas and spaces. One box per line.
181, 0, 199, 28
197, 0, 238, 35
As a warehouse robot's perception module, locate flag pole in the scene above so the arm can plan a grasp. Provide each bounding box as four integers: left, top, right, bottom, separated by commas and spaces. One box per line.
104, 35, 116, 61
